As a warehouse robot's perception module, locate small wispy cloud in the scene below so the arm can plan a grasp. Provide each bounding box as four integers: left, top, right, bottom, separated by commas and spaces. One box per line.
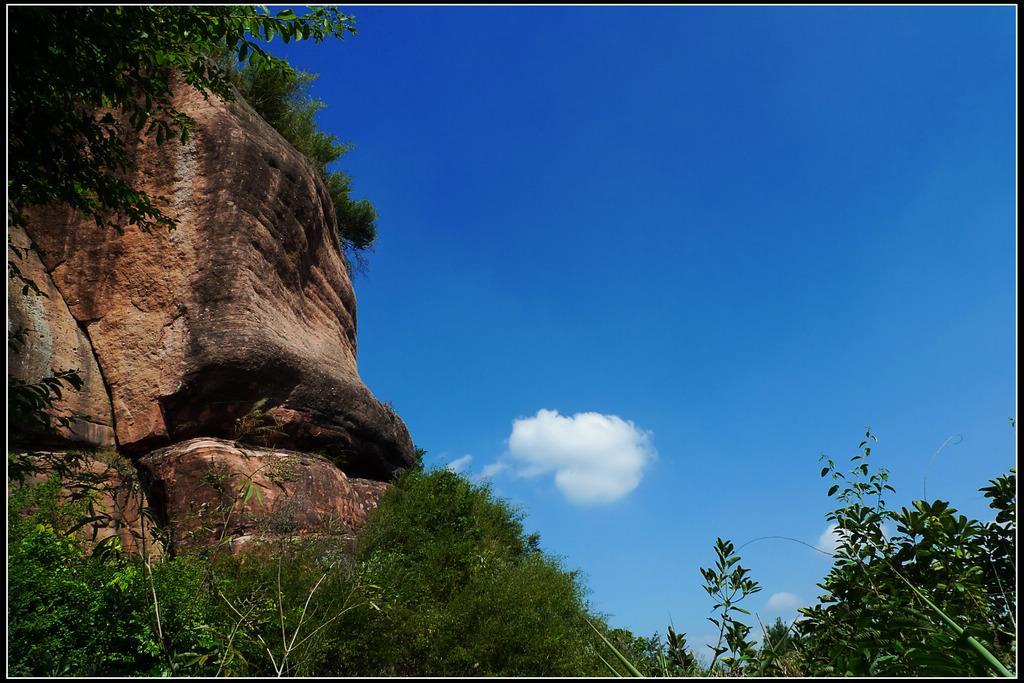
765, 592, 802, 610
487, 408, 657, 505
815, 523, 844, 555
480, 461, 508, 479
446, 454, 473, 474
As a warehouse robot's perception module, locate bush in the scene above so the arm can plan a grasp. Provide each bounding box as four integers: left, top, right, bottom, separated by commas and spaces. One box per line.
594, 428, 1016, 678
329, 468, 606, 676
8, 463, 609, 676
11, 429, 1015, 677
7, 470, 218, 676
792, 431, 1016, 676
199, 537, 380, 677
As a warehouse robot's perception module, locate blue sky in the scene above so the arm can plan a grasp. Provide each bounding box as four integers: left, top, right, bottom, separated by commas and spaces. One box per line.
268, 5, 1016, 652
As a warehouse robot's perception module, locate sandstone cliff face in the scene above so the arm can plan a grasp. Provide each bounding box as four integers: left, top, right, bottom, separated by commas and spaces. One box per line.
8, 225, 116, 447
138, 438, 390, 550
8, 76, 413, 548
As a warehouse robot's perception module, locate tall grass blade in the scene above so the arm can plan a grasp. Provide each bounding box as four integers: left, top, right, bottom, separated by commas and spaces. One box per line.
595, 651, 623, 677
584, 618, 645, 677
893, 570, 1013, 677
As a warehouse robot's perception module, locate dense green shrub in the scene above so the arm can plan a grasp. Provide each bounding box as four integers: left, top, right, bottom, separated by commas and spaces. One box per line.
595, 428, 1016, 678
195, 469, 611, 676
8, 520, 107, 676
328, 468, 606, 676
657, 430, 1017, 677
794, 433, 1016, 676
195, 535, 389, 677
7, 462, 611, 677
10, 427, 1016, 678
7, 472, 219, 676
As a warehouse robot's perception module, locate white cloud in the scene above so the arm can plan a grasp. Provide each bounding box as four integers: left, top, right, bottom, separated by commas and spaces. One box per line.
815, 522, 893, 555
480, 461, 509, 479
446, 454, 473, 474
502, 408, 656, 505
815, 523, 844, 555
765, 592, 802, 610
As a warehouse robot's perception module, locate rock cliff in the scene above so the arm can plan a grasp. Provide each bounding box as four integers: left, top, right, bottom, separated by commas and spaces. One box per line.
8, 76, 414, 549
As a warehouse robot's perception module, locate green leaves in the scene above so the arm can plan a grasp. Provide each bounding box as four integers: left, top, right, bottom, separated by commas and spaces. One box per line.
212, 45, 378, 273
235, 425, 1003, 678
890, 569, 1013, 677
8, 368, 85, 438
699, 538, 763, 675
7, 450, 610, 676
586, 618, 646, 677
345, 468, 605, 675
7, 469, 220, 676
796, 429, 1017, 676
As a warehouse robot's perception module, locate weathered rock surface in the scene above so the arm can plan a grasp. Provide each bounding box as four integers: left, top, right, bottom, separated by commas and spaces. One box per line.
7, 225, 116, 447
13, 75, 414, 481
137, 438, 389, 550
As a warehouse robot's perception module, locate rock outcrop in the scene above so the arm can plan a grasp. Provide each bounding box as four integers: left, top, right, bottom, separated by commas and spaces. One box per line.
8, 226, 117, 447
7, 74, 413, 549
138, 438, 390, 551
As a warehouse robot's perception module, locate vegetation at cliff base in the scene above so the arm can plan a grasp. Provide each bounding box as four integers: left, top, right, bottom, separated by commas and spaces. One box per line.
8, 431, 1015, 676
330, 468, 606, 675
7, 457, 608, 676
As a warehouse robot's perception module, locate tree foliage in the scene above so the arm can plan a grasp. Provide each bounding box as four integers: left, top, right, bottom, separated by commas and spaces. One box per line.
7, 461, 611, 676
7, 6, 370, 439
794, 431, 1016, 676
595, 428, 1016, 678
690, 430, 1017, 677
600, 625, 701, 677
335, 468, 606, 676
7, 369, 85, 442
7, 465, 218, 676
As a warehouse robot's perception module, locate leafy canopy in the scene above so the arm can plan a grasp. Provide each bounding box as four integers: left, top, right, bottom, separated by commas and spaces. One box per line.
340, 468, 606, 676
795, 431, 1016, 676
594, 428, 1016, 678
7, 460, 610, 676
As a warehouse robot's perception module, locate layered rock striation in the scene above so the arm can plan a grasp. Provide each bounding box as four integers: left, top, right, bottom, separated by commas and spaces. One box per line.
8, 75, 413, 548
138, 438, 391, 550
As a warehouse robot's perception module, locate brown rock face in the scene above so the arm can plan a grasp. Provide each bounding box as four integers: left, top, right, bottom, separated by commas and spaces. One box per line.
15, 76, 414, 481
137, 438, 389, 550
8, 225, 116, 447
